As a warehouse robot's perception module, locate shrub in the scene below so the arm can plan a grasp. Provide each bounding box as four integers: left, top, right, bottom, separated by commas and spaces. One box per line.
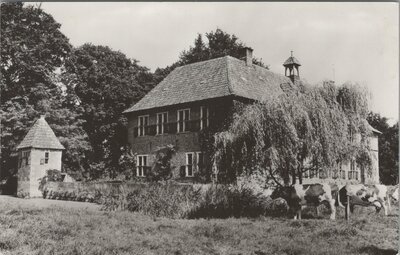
187, 185, 264, 219
125, 183, 201, 218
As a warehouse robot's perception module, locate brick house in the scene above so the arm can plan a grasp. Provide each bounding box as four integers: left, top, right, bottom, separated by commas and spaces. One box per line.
123, 48, 380, 184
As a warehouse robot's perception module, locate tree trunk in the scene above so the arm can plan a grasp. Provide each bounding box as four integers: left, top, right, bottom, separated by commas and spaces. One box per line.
291, 164, 296, 185
298, 159, 303, 184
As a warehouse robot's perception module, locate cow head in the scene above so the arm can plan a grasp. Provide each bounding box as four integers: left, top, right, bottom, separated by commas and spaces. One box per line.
270, 186, 293, 201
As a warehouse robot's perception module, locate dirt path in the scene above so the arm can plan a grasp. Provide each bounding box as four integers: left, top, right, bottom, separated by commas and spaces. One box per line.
0, 195, 100, 211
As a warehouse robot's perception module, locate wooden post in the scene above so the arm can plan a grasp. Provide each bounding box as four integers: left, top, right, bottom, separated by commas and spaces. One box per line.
345, 195, 350, 221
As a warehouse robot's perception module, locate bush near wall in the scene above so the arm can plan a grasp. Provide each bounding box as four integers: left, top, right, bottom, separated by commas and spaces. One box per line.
42, 181, 291, 219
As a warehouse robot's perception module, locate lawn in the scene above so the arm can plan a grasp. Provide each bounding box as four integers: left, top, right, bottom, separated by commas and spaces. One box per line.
0, 195, 398, 255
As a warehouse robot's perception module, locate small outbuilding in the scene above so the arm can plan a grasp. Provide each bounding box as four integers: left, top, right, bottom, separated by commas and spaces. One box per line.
16, 115, 64, 197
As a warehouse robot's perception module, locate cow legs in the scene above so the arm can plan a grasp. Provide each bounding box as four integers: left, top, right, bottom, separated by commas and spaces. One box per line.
329, 200, 336, 220
293, 207, 302, 220
379, 200, 387, 216
315, 206, 319, 217
387, 193, 391, 214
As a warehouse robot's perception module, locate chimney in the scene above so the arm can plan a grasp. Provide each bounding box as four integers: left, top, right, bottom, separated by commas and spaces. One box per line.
242, 47, 253, 66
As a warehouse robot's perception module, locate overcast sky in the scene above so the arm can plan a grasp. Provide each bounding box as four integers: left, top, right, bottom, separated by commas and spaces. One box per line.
40, 2, 399, 123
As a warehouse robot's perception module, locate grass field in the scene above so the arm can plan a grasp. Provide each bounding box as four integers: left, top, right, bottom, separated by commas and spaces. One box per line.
0, 195, 398, 255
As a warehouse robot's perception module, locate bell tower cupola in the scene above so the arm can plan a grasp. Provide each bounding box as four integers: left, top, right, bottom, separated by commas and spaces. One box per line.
283, 51, 301, 83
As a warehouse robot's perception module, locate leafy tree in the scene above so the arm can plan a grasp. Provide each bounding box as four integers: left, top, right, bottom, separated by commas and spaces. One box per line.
367, 112, 398, 185
213, 82, 372, 185
66, 44, 156, 179
0, 3, 91, 180
147, 145, 176, 182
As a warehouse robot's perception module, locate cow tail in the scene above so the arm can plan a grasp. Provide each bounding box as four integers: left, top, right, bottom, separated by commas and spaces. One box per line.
387, 189, 391, 213
337, 186, 345, 208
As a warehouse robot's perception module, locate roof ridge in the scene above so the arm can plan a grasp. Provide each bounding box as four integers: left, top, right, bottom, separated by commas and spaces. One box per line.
175, 56, 229, 69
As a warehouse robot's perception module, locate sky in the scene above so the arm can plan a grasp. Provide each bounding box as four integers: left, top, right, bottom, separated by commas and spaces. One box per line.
40, 2, 399, 123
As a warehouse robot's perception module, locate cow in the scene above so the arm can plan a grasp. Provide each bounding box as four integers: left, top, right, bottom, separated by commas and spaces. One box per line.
338, 184, 391, 216
270, 183, 338, 220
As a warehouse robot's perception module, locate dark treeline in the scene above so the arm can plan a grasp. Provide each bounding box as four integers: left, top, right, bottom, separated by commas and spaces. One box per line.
0, 3, 267, 181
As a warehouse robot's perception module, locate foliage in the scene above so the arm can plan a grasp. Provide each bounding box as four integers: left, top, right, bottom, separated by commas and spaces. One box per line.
65, 44, 156, 179
95, 183, 270, 219
188, 185, 264, 219
116, 146, 137, 180
147, 145, 176, 182
0, 3, 92, 180
367, 112, 398, 184
213, 81, 372, 185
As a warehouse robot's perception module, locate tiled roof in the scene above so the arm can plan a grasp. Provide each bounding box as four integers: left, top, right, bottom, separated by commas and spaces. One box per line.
124, 56, 293, 113
283, 56, 301, 66
16, 116, 65, 150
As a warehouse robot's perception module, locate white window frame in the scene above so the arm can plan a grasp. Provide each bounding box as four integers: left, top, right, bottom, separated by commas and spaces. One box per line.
196, 152, 204, 171
136, 155, 148, 177
156, 112, 168, 135
200, 106, 209, 130
185, 152, 194, 177
177, 109, 190, 133
138, 115, 149, 137
23, 151, 30, 166
348, 160, 359, 180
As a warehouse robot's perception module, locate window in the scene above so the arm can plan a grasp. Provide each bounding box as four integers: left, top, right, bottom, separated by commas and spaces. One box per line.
185, 153, 194, 177
303, 169, 310, 179
177, 109, 190, 133
136, 155, 148, 177
349, 127, 354, 143
157, 112, 168, 135
200, 106, 209, 130
20, 151, 30, 167
196, 152, 204, 171
335, 161, 346, 179
44, 152, 49, 164
138, 115, 149, 137
348, 160, 359, 180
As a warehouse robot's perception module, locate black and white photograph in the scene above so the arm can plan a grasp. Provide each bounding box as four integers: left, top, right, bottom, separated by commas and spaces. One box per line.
0, 2, 398, 254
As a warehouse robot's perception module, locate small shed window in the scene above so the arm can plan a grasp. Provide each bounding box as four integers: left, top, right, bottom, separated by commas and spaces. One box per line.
45, 152, 49, 164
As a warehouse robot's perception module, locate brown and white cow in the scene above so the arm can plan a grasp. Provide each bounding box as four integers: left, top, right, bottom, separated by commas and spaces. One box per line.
271, 183, 338, 220
338, 184, 391, 216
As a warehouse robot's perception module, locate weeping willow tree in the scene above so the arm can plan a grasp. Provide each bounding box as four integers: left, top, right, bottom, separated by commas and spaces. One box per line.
213, 81, 372, 185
